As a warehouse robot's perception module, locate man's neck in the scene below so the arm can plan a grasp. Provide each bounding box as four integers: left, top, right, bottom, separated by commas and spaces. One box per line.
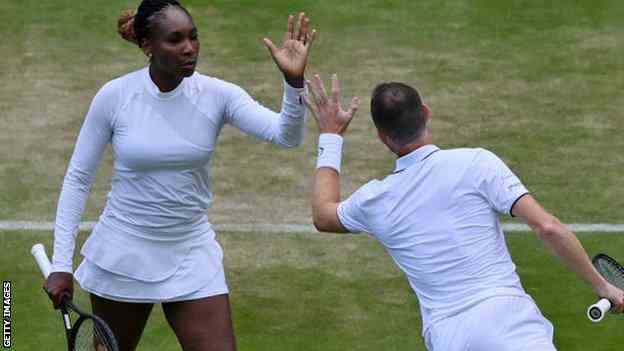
395, 133, 433, 157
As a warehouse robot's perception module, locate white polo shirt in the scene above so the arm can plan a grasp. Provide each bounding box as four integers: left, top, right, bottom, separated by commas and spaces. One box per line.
337, 145, 530, 334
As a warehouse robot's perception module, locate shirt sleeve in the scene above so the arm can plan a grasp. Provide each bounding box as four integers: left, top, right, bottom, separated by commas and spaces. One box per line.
223, 80, 306, 148
473, 149, 529, 216
51, 82, 117, 273
336, 181, 380, 234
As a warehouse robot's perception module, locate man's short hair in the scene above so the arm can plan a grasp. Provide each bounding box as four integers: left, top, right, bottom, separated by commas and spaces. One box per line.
371, 82, 426, 146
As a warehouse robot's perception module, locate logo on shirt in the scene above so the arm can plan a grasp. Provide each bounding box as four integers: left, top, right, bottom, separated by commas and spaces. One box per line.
318, 147, 324, 156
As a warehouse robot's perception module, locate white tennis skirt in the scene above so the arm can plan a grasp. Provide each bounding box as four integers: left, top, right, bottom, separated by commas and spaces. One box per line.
74, 238, 229, 304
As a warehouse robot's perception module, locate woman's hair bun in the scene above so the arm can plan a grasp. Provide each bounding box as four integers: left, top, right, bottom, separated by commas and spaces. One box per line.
118, 9, 138, 45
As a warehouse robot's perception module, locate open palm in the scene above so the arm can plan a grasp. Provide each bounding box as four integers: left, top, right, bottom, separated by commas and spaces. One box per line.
304, 74, 359, 135
263, 13, 316, 86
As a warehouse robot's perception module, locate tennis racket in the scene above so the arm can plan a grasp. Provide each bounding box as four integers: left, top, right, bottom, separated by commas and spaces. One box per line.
586, 253, 624, 322
31, 243, 120, 351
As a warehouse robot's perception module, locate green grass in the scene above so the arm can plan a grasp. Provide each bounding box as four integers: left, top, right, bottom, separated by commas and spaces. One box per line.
1, 0, 624, 223
1, 1, 624, 349
2, 230, 622, 350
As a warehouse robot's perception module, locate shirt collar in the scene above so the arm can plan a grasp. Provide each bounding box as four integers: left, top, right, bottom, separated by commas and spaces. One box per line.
143, 66, 188, 100
394, 144, 440, 173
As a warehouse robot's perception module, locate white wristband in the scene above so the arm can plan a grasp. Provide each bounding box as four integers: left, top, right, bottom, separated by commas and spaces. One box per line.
316, 133, 343, 172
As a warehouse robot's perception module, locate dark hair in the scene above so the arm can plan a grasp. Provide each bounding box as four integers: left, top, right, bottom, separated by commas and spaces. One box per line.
118, 0, 188, 47
370, 82, 426, 146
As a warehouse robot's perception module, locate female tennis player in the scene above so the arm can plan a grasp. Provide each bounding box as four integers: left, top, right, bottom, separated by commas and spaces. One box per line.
43, 1, 315, 350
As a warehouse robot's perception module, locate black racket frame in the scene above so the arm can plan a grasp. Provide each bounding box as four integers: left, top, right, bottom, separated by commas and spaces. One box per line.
592, 253, 624, 288
57, 296, 120, 351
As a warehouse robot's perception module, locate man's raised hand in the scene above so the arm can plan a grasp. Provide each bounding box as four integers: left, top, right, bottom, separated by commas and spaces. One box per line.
304, 74, 359, 135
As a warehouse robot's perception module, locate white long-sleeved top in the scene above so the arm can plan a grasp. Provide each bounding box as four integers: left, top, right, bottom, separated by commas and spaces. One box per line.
52, 67, 305, 276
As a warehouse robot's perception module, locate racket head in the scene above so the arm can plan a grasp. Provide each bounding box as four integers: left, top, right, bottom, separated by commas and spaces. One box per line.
65, 301, 119, 351
31, 243, 119, 350
592, 254, 624, 290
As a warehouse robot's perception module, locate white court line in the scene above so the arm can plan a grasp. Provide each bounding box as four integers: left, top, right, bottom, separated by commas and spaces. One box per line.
1, 221, 624, 233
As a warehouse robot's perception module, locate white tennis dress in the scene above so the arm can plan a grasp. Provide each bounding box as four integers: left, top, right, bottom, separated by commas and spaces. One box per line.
52, 67, 306, 302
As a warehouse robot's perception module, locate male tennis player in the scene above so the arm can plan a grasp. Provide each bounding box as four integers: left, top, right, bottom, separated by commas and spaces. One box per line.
303, 74, 624, 350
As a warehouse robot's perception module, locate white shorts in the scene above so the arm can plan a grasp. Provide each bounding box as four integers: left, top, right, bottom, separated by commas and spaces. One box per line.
424, 296, 556, 351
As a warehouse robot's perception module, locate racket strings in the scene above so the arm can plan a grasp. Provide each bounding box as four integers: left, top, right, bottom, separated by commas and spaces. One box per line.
595, 258, 624, 289
74, 319, 114, 351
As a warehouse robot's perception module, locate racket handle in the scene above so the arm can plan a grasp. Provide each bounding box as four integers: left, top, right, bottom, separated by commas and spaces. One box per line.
31, 243, 52, 279
587, 298, 611, 322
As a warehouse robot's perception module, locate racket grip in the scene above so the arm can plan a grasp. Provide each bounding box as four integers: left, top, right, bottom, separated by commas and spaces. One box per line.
587, 298, 611, 322
31, 243, 52, 279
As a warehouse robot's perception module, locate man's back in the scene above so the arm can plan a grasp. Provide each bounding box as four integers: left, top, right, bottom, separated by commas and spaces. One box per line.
305, 76, 622, 350
337, 145, 530, 329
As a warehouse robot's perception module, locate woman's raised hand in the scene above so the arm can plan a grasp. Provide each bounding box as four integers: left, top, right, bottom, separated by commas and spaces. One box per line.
263, 13, 316, 88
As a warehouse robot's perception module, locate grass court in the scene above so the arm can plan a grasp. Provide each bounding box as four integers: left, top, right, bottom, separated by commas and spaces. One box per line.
1, 0, 623, 349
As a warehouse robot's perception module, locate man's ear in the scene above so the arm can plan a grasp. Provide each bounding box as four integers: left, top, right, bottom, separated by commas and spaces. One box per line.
422, 103, 431, 123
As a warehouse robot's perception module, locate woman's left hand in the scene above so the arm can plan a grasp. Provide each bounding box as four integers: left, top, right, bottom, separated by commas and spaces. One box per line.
263, 12, 316, 88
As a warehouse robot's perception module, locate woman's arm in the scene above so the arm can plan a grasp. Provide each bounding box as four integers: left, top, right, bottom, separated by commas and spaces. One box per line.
223, 81, 306, 148
52, 82, 117, 274
223, 13, 315, 147
45, 81, 116, 308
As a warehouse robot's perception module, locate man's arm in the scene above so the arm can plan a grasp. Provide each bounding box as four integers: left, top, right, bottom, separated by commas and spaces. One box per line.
303, 74, 359, 233
312, 167, 348, 233
512, 195, 624, 312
